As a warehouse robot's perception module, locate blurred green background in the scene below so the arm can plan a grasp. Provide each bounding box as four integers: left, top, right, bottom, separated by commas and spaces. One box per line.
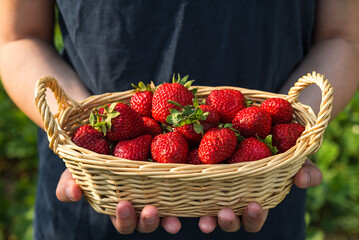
0, 15, 359, 240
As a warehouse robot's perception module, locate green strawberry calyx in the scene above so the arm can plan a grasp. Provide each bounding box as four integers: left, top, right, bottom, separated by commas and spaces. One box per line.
131, 81, 155, 92
89, 102, 120, 135
172, 73, 197, 95
218, 123, 244, 142
246, 99, 254, 108
165, 97, 209, 135
257, 135, 278, 155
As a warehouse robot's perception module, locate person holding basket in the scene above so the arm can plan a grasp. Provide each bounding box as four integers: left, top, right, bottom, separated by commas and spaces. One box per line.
0, 0, 358, 239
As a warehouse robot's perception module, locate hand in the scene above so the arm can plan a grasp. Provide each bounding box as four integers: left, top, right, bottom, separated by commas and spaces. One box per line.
56, 168, 267, 234
57, 158, 323, 234
56, 168, 83, 202
56, 168, 181, 234
294, 158, 323, 188
109, 200, 268, 234
197, 158, 323, 233
110, 201, 181, 234
199, 203, 269, 233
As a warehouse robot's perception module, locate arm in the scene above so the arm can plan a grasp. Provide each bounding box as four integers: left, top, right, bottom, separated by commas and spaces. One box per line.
200, 0, 359, 233
0, 0, 176, 235
280, 0, 359, 118
0, 0, 91, 128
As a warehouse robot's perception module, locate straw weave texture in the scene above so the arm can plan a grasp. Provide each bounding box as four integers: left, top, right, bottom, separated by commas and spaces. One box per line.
34, 72, 333, 217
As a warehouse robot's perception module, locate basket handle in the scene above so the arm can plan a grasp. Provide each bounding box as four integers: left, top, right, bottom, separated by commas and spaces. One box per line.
34, 76, 81, 152
286, 71, 333, 144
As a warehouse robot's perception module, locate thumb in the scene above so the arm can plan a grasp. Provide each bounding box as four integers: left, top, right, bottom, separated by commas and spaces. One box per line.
56, 168, 83, 202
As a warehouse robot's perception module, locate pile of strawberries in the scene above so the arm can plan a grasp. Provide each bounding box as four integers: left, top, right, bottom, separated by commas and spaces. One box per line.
71, 75, 305, 164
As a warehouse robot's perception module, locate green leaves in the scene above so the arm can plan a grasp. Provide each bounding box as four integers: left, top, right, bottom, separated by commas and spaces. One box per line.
165, 98, 208, 134
262, 135, 278, 155
245, 99, 254, 108
131, 81, 155, 92
90, 102, 120, 135
172, 73, 195, 89
192, 121, 204, 134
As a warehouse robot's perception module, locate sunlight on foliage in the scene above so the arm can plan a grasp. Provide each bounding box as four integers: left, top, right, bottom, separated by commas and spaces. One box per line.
0, 6, 358, 240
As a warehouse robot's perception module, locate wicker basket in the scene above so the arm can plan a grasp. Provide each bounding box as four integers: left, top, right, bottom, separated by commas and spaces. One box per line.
34, 71, 333, 217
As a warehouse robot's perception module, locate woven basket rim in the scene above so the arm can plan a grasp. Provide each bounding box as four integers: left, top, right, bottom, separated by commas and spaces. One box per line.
35, 73, 330, 177
34, 71, 333, 216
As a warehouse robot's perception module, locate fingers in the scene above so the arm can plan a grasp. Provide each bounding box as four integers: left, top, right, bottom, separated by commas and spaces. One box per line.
111, 201, 138, 234
217, 208, 241, 232
111, 202, 181, 234
198, 216, 217, 233
137, 205, 160, 233
56, 168, 82, 202
242, 202, 268, 232
199, 205, 267, 234
161, 216, 182, 234
294, 158, 323, 188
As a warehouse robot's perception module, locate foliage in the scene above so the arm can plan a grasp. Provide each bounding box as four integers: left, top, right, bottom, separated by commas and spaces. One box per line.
0, 6, 358, 240
0, 82, 38, 240
306, 90, 359, 240
0, 8, 63, 240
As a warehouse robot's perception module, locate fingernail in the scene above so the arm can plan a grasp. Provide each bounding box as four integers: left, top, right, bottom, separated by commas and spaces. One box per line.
219, 217, 231, 226
167, 222, 179, 234
247, 209, 259, 219
145, 215, 156, 225
65, 187, 74, 201
119, 206, 131, 219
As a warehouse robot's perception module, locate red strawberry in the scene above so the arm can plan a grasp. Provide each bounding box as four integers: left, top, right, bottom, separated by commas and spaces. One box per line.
260, 98, 293, 125
113, 135, 153, 161
94, 102, 145, 142
272, 123, 305, 153
199, 105, 220, 132
198, 127, 237, 164
174, 124, 202, 146
187, 148, 202, 165
151, 74, 194, 123
71, 125, 110, 155
227, 137, 272, 163
206, 89, 246, 123
151, 132, 189, 163
130, 82, 154, 117
232, 106, 272, 139
142, 117, 163, 137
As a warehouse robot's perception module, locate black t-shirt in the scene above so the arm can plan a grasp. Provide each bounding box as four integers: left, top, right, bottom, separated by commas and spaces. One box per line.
34, 1, 315, 239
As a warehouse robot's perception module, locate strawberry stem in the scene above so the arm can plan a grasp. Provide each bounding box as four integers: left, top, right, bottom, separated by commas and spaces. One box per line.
246, 99, 254, 108
171, 73, 195, 88
257, 135, 278, 155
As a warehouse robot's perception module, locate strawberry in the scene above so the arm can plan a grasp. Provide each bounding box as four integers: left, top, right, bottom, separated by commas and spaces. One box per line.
142, 117, 163, 137
260, 98, 293, 125
71, 125, 110, 155
151, 132, 189, 163
130, 81, 154, 117
272, 123, 305, 153
93, 102, 145, 142
198, 126, 237, 164
151, 74, 194, 123
227, 137, 272, 163
232, 106, 272, 139
173, 124, 202, 146
199, 105, 220, 132
187, 148, 203, 165
113, 135, 153, 161
206, 89, 246, 123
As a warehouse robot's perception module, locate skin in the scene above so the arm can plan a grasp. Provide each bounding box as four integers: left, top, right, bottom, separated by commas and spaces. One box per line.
1, 0, 359, 235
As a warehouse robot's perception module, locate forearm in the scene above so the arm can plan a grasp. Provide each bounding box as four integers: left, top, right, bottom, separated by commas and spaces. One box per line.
280, 38, 359, 120
0, 38, 91, 128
